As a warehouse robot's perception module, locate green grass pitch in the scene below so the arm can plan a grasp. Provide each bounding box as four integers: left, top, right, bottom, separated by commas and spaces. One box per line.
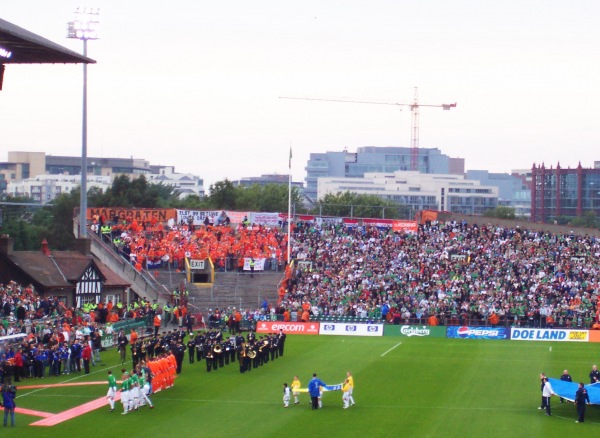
12, 335, 600, 437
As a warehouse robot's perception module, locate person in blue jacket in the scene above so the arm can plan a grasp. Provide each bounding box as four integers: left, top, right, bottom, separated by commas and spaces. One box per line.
1, 384, 16, 427
308, 373, 326, 410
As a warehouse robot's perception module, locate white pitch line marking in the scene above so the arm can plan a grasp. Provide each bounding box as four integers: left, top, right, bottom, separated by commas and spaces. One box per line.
381, 342, 402, 357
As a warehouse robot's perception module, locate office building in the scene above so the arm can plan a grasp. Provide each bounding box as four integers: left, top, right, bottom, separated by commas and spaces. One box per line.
317, 170, 498, 215
531, 162, 600, 223
305, 146, 463, 201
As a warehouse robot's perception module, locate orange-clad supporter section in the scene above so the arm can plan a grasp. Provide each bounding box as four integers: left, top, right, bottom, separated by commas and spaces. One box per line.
589, 330, 600, 343
255, 321, 320, 335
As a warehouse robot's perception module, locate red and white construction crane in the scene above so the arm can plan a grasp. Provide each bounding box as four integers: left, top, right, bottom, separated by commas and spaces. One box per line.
281, 87, 456, 171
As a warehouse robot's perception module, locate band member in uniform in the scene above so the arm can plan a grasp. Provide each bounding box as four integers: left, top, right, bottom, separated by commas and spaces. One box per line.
187, 337, 196, 364
250, 341, 261, 368
204, 342, 213, 372
215, 340, 224, 368
228, 337, 236, 363
278, 329, 286, 357
270, 335, 278, 361
238, 342, 247, 373
223, 338, 231, 366
174, 341, 185, 374
194, 332, 205, 362
244, 343, 253, 373
211, 340, 220, 371
258, 338, 267, 366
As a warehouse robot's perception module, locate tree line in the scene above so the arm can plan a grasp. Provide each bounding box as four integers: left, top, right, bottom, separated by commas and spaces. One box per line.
0, 175, 410, 250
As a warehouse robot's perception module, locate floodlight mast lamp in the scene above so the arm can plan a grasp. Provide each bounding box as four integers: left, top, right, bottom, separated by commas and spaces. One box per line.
67, 7, 99, 238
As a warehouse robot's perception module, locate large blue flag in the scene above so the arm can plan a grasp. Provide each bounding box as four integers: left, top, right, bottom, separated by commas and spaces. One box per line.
548, 378, 600, 404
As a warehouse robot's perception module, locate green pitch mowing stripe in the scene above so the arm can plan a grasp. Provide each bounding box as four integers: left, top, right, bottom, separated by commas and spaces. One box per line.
17, 381, 108, 390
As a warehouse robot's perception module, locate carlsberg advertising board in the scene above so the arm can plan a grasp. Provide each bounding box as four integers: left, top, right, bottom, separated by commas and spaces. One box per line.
383, 325, 446, 338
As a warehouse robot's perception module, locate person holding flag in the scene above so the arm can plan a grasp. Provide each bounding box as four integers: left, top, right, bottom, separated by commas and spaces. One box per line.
342, 379, 351, 409
346, 371, 355, 407
308, 373, 326, 410
291, 376, 301, 405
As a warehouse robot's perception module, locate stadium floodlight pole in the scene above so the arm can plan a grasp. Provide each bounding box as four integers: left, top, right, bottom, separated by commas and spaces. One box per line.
67, 7, 99, 238
287, 143, 292, 265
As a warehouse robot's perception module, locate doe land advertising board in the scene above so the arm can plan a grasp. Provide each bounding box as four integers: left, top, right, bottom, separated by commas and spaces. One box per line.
510, 328, 589, 342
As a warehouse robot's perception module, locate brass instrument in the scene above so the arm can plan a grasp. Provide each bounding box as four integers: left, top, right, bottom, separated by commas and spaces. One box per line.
213, 344, 222, 354
259, 339, 268, 352
247, 349, 256, 359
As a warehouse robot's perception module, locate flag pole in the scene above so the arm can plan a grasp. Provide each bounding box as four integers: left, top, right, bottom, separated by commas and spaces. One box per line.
287, 143, 292, 265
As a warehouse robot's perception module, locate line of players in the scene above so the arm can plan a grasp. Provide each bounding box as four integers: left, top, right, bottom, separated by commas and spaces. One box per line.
186, 329, 287, 373
107, 354, 178, 414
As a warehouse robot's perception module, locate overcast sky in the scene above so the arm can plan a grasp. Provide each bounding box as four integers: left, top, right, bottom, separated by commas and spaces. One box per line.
1, 0, 599, 189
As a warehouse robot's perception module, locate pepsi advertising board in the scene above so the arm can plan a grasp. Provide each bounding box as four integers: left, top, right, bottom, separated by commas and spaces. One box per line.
446, 326, 509, 340
318, 323, 384, 337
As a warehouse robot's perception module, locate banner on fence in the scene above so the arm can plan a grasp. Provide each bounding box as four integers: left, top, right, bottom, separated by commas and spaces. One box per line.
255, 321, 320, 335
88, 208, 175, 222
510, 328, 589, 342
384, 325, 446, 338
319, 322, 384, 337
447, 326, 509, 340
391, 220, 418, 233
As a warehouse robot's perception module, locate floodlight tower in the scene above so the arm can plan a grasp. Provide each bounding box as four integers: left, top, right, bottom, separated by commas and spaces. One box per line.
67, 7, 99, 238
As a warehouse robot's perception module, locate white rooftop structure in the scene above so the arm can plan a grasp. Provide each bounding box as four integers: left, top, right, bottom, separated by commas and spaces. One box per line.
317, 171, 499, 215
7, 174, 111, 204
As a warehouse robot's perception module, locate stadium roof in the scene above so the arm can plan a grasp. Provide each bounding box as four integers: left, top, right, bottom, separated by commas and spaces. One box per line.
0, 17, 95, 64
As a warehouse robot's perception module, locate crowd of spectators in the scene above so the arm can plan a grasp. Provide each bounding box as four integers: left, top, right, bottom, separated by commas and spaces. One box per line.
103, 215, 288, 273
281, 220, 600, 328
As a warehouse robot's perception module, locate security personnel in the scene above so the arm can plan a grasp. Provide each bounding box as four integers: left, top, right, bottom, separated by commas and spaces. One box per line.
249, 258, 255, 278
560, 369, 572, 403
163, 303, 172, 327
589, 365, 600, 384
575, 382, 591, 423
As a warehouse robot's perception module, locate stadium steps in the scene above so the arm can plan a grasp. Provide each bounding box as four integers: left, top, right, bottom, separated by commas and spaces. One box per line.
186, 271, 283, 313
